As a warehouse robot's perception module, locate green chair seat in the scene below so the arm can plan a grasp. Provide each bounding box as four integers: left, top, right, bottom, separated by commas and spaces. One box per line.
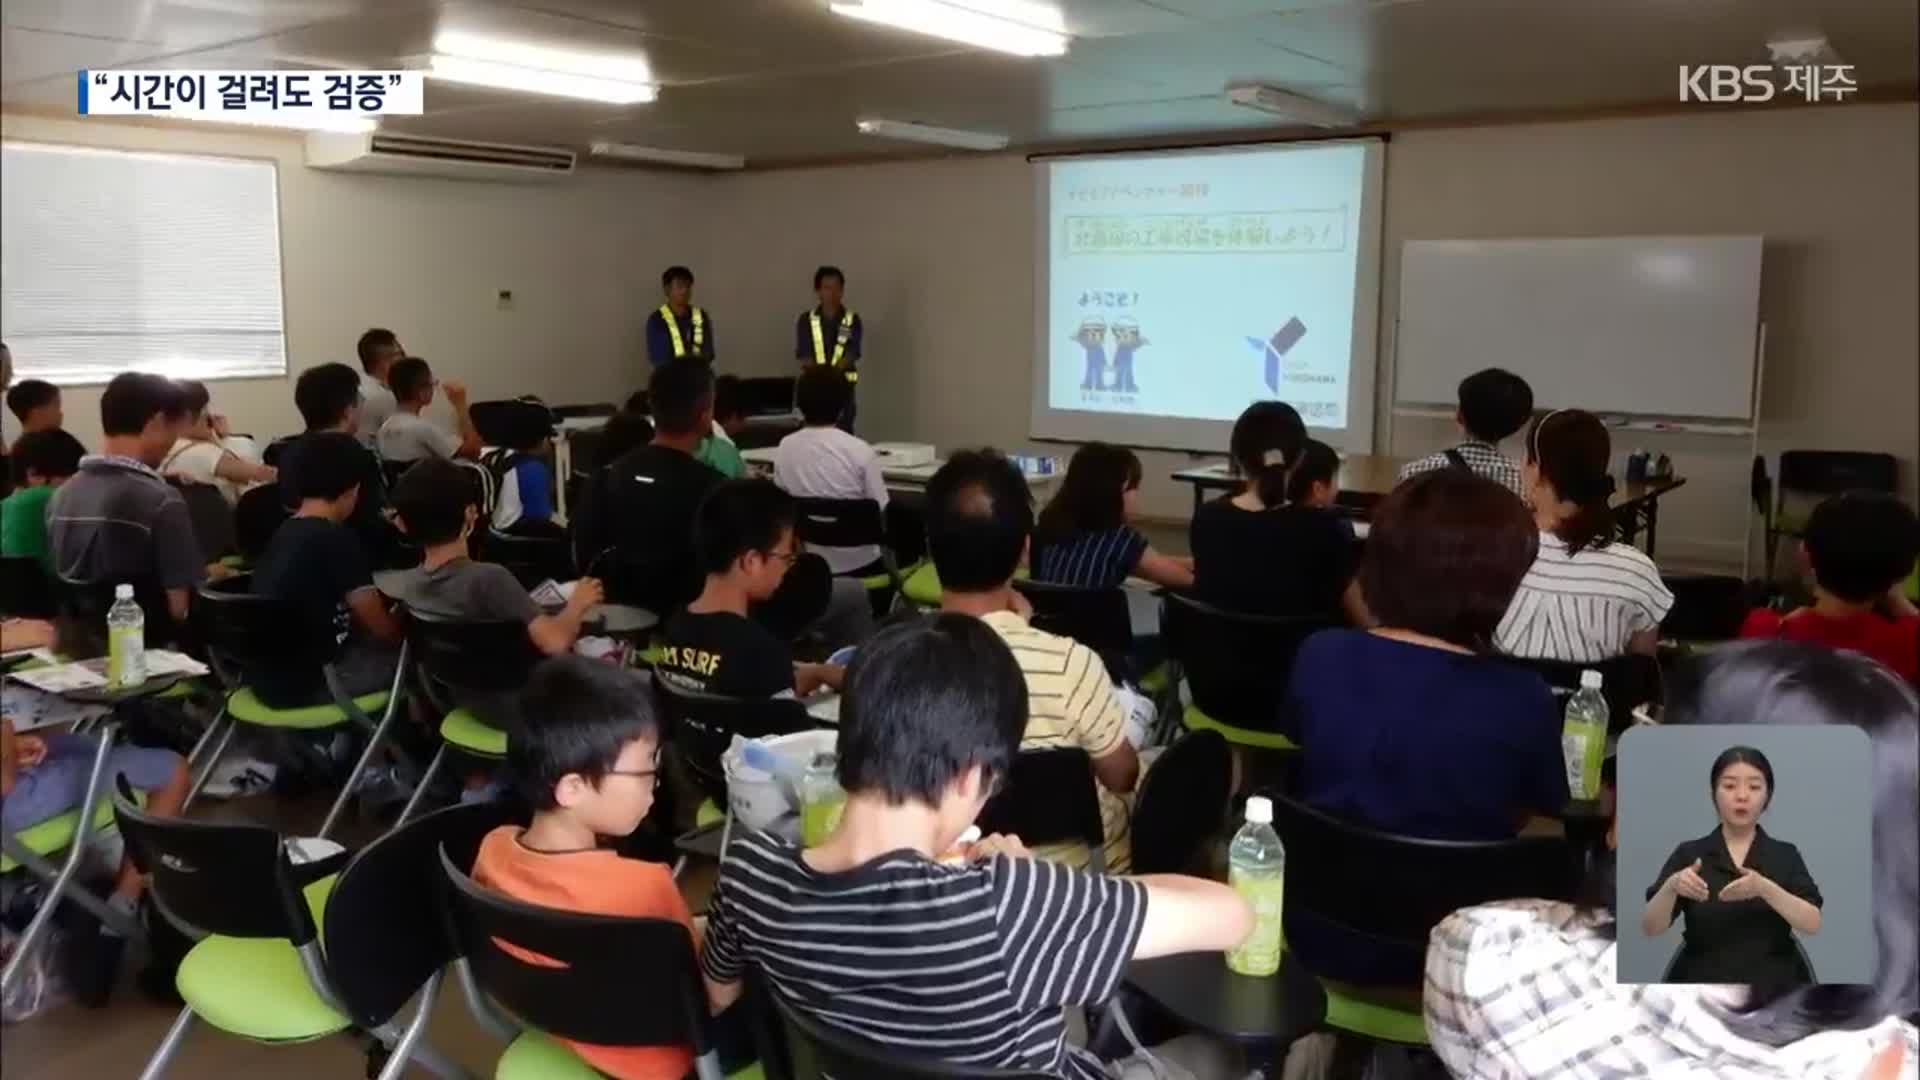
227, 688, 389, 730
175, 874, 348, 1042
496, 1028, 764, 1080
1321, 984, 1426, 1045
696, 799, 725, 828
636, 642, 664, 667
1905, 560, 1919, 603
899, 561, 1028, 609
0, 792, 143, 874
1137, 662, 1171, 697
857, 572, 894, 593
441, 708, 508, 757
1182, 703, 1297, 751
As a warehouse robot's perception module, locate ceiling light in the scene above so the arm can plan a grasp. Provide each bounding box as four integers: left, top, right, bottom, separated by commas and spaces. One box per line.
855, 117, 1010, 150
590, 141, 746, 170
428, 30, 656, 104
187, 109, 376, 135
1224, 82, 1359, 128
829, 0, 1069, 58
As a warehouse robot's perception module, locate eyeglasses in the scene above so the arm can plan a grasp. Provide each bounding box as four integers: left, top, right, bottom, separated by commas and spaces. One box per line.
766, 548, 799, 566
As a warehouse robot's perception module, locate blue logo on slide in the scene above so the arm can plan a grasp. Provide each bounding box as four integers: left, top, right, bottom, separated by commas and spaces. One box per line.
1245, 317, 1307, 393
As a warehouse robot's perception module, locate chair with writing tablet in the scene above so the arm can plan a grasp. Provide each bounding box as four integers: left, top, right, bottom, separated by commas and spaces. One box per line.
1500, 653, 1663, 737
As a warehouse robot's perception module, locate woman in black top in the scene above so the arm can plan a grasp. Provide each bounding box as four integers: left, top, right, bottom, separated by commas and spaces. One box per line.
1642, 745, 1824, 987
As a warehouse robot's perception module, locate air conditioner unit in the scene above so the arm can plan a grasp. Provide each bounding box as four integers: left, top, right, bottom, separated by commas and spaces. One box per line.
304, 132, 577, 182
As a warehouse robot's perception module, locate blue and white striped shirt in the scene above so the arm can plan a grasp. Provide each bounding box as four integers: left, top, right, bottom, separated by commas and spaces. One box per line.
1031, 526, 1149, 590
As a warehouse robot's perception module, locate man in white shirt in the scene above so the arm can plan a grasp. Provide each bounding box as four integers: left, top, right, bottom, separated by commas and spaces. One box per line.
354, 328, 404, 448
772, 365, 888, 576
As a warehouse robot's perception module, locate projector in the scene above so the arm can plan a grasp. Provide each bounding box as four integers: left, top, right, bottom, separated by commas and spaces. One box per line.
873, 442, 937, 469
1224, 82, 1360, 128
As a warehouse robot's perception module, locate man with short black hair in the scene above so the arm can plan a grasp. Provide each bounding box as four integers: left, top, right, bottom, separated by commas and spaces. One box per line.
772, 366, 888, 577
251, 432, 403, 707
795, 265, 862, 431
1398, 367, 1534, 496
699, 615, 1251, 1079
377, 356, 482, 463
2, 428, 86, 569
5, 378, 63, 448
272, 362, 400, 565
646, 266, 714, 366
47, 373, 203, 625
354, 328, 405, 447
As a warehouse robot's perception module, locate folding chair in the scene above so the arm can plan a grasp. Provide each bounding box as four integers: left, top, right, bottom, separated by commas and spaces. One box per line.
394, 613, 541, 826
188, 579, 407, 838
438, 848, 763, 1080
769, 986, 1050, 1079
791, 497, 904, 607
975, 747, 1107, 871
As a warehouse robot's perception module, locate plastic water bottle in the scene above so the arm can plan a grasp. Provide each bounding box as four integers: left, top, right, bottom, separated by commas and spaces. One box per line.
798, 753, 846, 847
1562, 670, 1609, 800
106, 584, 146, 690
1226, 796, 1286, 977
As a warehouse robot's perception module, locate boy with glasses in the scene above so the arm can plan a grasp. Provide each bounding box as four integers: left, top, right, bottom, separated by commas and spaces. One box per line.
473, 655, 755, 1079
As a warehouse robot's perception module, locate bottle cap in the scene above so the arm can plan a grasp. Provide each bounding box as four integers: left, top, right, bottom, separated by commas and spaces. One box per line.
1245, 795, 1273, 825
115, 583, 135, 600
1580, 669, 1604, 690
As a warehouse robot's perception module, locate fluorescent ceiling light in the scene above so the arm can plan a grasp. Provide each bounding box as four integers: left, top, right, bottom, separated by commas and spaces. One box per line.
187, 109, 376, 135
830, 0, 1069, 57
428, 29, 656, 104
1224, 82, 1359, 128
855, 117, 1009, 150
590, 141, 746, 170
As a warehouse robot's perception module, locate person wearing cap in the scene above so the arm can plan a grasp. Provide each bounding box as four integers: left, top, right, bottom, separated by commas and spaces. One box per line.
1110, 316, 1148, 394
1072, 316, 1108, 391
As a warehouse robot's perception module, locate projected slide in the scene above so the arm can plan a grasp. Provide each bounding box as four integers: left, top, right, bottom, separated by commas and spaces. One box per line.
1044, 142, 1372, 433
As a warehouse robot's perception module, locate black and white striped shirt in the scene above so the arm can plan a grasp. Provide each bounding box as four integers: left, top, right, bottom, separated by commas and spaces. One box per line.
1496, 533, 1674, 663
701, 830, 1147, 1079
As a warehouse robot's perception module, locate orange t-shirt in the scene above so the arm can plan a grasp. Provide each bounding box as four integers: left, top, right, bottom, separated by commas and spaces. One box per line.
471, 826, 696, 1080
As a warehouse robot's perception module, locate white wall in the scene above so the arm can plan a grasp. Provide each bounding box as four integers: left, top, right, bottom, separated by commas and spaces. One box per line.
703, 103, 1920, 572
1, 113, 705, 449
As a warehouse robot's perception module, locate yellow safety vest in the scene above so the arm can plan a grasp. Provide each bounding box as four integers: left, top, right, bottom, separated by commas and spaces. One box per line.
809, 309, 858, 383
660, 304, 706, 358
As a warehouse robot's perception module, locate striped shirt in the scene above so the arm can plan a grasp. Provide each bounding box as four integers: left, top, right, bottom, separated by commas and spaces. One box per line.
700, 831, 1147, 1080
1496, 533, 1674, 662
1398, 440, 1527, 499
980, 610, 1133, 871
1031, 526, 1148, 590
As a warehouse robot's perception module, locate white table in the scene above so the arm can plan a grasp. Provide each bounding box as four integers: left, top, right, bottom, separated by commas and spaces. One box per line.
739, 447, 1058, 495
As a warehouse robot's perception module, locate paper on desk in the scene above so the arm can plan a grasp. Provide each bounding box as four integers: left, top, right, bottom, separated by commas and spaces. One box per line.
530, 579, 576, 609
2, 682, 112, 732
6, 650, 208, 695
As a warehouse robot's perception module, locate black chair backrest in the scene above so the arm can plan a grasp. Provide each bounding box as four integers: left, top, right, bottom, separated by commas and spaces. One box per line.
438, 848, 713, 1052
234, 481, 291, 562
406, 611, 543, 712
172, 480, 237, 564
1270, 792, 1575, 984
193, 577, 331, 689
325, 801, 514, 1029
113, 777, 317, 942
974, 747, 1105, 854
1010, 580, 1133, 673
1661, 574, 1751, 642
1501, 653, 1662, 735
551, 403, 617, 420
654, 678, 815, 807
791, 497, 887, 551
1161, 592, 1333, 733
590, 545, 696, 617
737, 377, 798, 418
1129, 730, 1232, 875
770, 986, 1052, 1080
55, 575, 180, 650
470, 400, 555, 449
480, 528, 574, 589
1, 555, 57, 618
380, 458, 412, 491
1777, 450, 1898, 497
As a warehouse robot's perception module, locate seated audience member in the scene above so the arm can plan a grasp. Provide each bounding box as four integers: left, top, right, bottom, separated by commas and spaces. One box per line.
47, 373, 203, 626
3, 715, 189, 908
694, 374, 747, 479
1191, 411, 1366, 622
1034, 442, 1192, 590
376, 356, 481, 464
699, 615, 1253, 1080
1397, 367, 1534, 498
929, 449, 1143, 872
577, 361, 852, 645
656, 479, 843, 699
251, 432, 403, 707
272, 362, 403, 564
160, 380, 276, 505
1283, 469, 1567, 842
474, 655, 757, 1080
486, 406, 560, 536
1425, 642, 1919, 1078
771, 365, 887, 576
2, 429, 85, 569
5, 378, 62, 452
354, 327, 404, 448
1741, 492, 1920, 682
597, 409, 654, 466
1496, 409, 1673, 662
384, 458, 603, 659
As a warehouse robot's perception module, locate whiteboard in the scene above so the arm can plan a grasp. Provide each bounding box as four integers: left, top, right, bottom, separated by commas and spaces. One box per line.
1394, 236, 1763, 421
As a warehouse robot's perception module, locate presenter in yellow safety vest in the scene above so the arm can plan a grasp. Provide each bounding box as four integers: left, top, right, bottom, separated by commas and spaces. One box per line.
646, 265, 714, 367
795, 265, 863, 432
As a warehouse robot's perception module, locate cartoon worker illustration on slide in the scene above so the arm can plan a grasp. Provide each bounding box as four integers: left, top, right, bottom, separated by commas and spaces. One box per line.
1073, 316, 1108, 391
1110, 317, 1147, 394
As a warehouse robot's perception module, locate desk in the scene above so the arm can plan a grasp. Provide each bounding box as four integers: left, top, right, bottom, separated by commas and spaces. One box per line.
1171, 458, 1687, 556
1124, 951, 1325, 1068
740, 448, 1059, 498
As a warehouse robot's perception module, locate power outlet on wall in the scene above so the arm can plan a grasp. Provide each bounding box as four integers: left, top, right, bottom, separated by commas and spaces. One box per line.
496, 289, 514, 311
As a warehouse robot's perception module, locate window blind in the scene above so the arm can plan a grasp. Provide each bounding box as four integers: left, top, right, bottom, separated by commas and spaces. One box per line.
1, 140, 288, 384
